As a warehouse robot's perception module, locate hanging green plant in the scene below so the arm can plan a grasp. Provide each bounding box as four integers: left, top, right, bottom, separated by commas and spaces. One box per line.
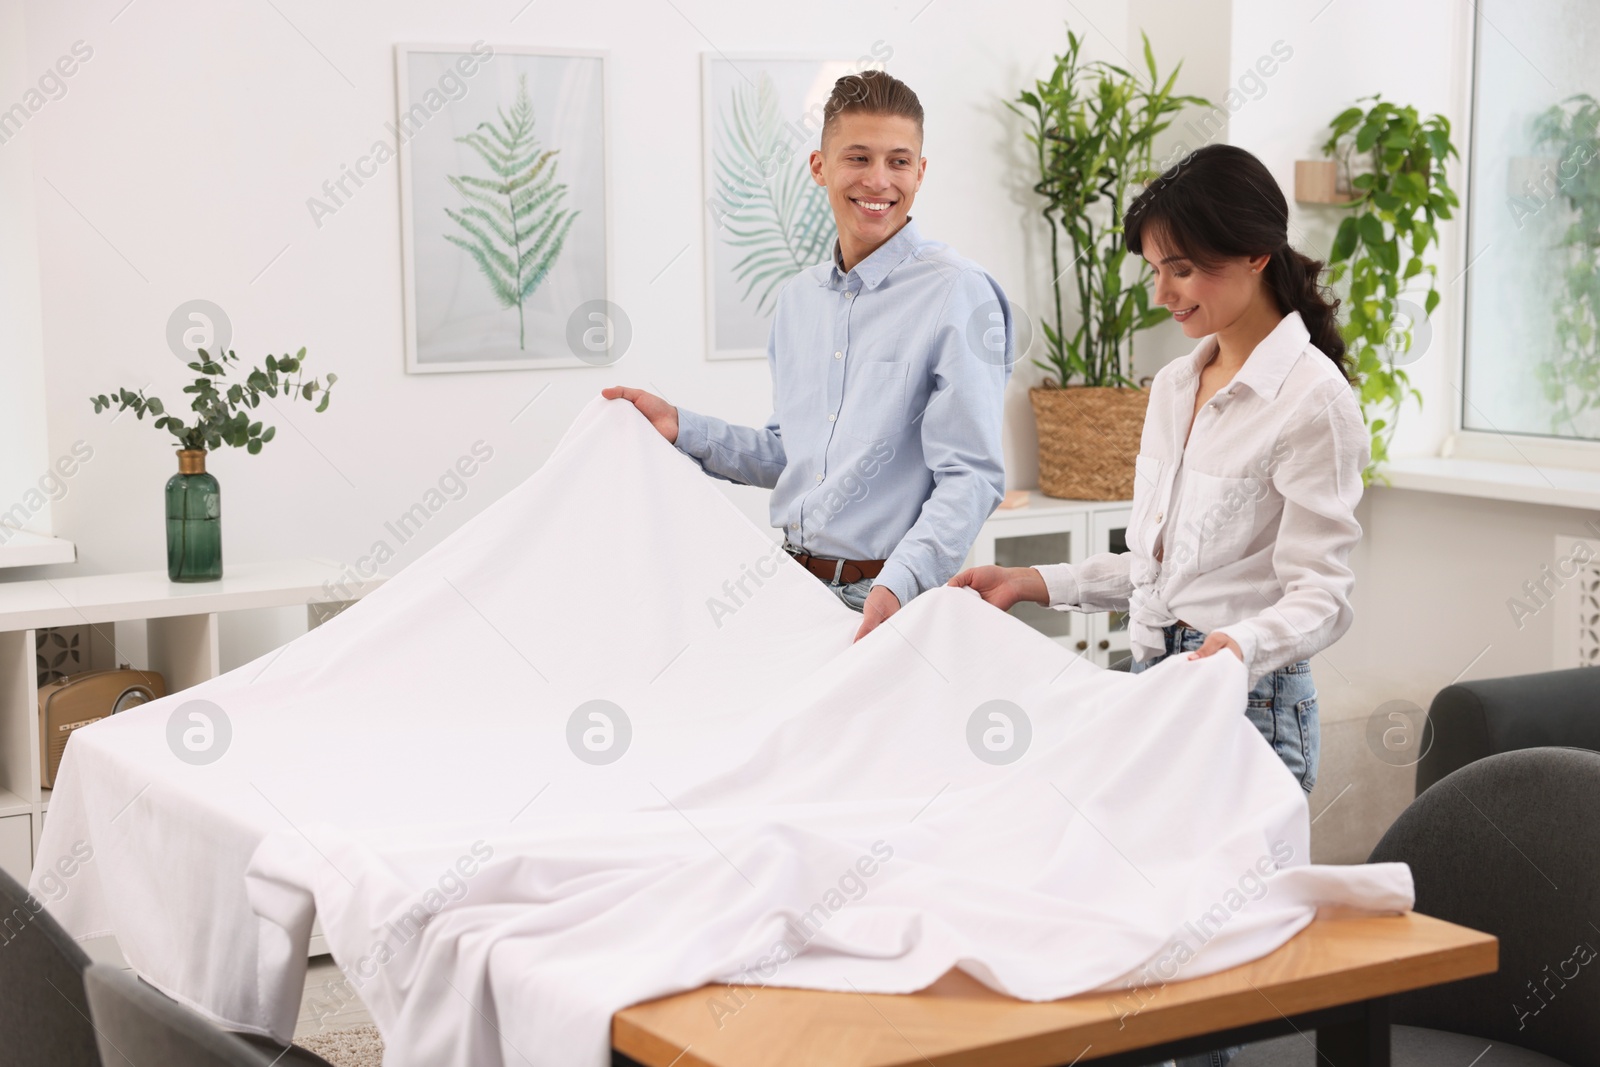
1320, 94, 1460, 483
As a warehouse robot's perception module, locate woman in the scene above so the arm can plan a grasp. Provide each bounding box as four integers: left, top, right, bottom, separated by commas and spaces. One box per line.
951, 143, 1368, 800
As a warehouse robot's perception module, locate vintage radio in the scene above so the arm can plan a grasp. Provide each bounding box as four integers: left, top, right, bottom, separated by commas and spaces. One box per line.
38, 667, 166, 788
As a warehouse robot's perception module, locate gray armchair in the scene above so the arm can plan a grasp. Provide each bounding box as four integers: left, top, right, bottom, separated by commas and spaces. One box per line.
1415, 665, 1600, 796
1232, 747, 1600, 1067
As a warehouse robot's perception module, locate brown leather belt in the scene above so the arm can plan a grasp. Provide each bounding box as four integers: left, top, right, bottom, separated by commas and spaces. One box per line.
783, 544, 886, 585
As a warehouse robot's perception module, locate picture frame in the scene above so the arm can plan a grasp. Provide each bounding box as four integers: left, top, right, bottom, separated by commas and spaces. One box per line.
700, 53, 864, 362
397, 44, 613, 373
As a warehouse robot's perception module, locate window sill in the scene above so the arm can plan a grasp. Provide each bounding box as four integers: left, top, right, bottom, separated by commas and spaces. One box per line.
0, 530, 77, 570
1376, 456, 1600, 511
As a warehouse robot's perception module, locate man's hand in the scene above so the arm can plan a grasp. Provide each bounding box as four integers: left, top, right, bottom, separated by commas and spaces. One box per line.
852, 585, 900, 642
601, 386, 679, 443
946, 566, 1048, 611
1187, 632, 1243, 662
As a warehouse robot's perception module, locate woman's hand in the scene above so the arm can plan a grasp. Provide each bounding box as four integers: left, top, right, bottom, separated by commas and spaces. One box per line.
947, 566, 1048, 611
1188, 632, 1243, 662
601, 386, 679, 443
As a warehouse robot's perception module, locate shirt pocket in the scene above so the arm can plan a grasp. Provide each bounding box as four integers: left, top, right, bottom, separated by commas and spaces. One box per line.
860, 361, 910, 441
1178, 469, 1266, 572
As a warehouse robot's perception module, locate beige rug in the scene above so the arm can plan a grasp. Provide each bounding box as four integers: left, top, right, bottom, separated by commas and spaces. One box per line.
297, 1023, 385, 1067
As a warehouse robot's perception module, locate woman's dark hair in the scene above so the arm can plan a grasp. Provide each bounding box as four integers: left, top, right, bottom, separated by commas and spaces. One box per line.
1123, 144, 1349, 379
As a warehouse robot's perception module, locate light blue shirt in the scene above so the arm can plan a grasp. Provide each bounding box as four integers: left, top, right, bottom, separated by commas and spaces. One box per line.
674, 218, 1013, 607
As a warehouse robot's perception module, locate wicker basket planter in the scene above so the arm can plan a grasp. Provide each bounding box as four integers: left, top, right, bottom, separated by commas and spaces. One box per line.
1029, 385, 1149, 501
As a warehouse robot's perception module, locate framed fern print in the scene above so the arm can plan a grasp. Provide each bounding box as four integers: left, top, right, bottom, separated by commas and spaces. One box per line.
701, 54, 855, 361
398, 45, 611, 373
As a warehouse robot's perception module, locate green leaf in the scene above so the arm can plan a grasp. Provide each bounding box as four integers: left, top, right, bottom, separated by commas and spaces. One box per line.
1332, 217, 1360, 262
1358, 213, 1386, 247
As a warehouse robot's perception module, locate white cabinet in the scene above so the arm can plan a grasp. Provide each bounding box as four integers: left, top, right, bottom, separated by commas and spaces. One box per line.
964, 495, 1134, 670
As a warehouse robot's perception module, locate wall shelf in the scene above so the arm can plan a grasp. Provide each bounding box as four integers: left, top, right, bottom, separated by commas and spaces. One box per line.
0, 530, 77, 570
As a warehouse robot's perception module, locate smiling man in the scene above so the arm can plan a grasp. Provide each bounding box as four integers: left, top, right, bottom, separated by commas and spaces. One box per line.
604, 70, 1013, 640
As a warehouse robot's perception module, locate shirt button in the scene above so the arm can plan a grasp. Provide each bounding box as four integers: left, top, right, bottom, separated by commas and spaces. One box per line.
815, 473, 823, 482
834, 351, 842, 359
1155, 512, 1164, 523
791, 522, 799, 529
827, 413, 836, 422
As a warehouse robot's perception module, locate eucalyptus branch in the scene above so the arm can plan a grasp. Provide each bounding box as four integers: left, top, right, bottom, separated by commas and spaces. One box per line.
91, 347, 338, 455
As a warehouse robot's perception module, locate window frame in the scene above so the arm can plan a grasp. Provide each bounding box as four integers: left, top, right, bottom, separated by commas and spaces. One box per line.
1452, 0, 1600, 470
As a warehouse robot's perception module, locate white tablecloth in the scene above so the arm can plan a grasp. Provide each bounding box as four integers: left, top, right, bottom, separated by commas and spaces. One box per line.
34, 397, 1411, 1066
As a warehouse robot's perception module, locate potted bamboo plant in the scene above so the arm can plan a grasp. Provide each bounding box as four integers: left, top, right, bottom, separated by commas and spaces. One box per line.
1011, 29, 1205, 499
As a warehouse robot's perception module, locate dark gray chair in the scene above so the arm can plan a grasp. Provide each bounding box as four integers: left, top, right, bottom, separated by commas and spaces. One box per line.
0, 866, 336, 1067
0, 866, 101, 1066
1415, 665, 1600, 796
85, 963, 284, 1066
1233, 747, 1600, 1067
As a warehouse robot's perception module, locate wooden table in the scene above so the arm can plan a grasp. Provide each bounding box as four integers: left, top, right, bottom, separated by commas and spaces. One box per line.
612, 910, 1496, 1067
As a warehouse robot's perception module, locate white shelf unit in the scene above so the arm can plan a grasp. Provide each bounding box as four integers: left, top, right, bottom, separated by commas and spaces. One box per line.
0, 558, 386, 884
964, 493, 1134, 670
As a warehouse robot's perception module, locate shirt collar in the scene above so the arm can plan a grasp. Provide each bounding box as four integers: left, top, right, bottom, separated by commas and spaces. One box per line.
824, 217, 922, 290
1177, 310, 1310, 401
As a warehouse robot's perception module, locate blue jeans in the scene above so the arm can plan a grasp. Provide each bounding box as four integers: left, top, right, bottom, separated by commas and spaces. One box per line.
828, 576, 875, 613
1129, 622, 1319, 795
1128, 623, 1321, 1067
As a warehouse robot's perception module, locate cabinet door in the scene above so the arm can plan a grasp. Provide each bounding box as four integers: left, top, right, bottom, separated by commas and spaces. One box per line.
1088, 507, 1133, 670
0, 814, 31, 883
985, 514, 1089, 651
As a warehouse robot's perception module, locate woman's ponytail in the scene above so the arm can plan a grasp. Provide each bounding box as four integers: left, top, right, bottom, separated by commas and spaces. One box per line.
1263, 245, 1350, 380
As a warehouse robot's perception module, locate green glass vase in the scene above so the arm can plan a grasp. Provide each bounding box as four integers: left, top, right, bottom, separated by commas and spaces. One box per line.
166, 450, 222, 582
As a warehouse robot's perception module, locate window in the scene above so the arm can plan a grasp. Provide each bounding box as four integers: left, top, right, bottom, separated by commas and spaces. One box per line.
1463, 2, 1600, 443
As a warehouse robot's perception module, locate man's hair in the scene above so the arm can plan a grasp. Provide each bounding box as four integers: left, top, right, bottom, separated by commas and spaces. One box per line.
820, 70, 923, 148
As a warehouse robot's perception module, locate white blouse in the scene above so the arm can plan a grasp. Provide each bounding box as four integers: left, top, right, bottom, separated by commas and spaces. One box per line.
1035, 311, 1369, 687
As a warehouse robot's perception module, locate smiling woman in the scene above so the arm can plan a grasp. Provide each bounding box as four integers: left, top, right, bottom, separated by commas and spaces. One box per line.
952, 142, 1368, 800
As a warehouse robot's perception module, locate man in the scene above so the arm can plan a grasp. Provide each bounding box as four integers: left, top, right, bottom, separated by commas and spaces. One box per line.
604, 69, 1012, 641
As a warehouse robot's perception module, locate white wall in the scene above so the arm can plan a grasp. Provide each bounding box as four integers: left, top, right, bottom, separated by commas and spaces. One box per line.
0, 0, 54, 538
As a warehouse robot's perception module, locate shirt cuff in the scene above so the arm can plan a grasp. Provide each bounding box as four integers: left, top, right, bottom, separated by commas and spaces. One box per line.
1211, 622, 1263, 686
673, 406, 708, 459
872, 560, 919, 610
1033, 563, 1080, 611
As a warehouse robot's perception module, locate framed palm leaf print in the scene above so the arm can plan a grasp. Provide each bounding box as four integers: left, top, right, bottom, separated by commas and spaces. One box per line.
701, 54, 858, 361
